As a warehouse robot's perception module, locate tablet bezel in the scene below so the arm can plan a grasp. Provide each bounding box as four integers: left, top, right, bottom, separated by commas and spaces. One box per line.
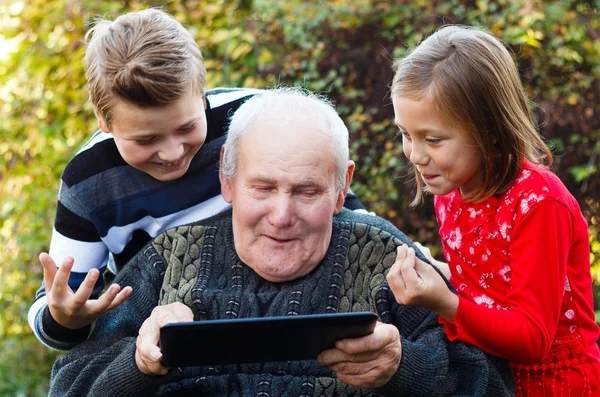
159, 311, 378, 367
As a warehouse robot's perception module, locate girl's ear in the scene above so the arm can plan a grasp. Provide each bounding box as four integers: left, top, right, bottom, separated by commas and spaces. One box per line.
95, 110, 110, 133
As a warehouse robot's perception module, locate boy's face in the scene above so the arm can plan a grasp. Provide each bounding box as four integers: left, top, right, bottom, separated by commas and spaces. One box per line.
98, 92, 207, 182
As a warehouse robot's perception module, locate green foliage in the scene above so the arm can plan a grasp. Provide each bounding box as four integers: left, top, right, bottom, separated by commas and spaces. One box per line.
1, 0, 599, 394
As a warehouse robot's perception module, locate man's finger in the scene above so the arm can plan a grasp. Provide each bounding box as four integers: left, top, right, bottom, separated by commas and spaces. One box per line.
336, 322, 393, 355
171, 302, 194, 323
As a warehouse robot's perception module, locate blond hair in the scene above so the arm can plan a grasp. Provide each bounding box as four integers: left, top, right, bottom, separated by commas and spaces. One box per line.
391, 25, 552, 204
84, 8, 206, 126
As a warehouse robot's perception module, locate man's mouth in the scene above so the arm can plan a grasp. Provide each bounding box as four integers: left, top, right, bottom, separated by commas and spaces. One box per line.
265, 235, 294, 244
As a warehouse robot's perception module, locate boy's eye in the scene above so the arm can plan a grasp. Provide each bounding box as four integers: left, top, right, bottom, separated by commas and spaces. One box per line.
400, 130, 411, 140
135, 139, 154, 146
180, 123, 196, 132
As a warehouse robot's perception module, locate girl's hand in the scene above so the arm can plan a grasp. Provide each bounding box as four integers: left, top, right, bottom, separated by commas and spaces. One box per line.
412, 242, 451, 280
40, 252, 133, 330
386, 245, 458, 322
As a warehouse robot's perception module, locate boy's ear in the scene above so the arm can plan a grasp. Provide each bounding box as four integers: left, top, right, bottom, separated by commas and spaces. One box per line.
95, 110, 110, 133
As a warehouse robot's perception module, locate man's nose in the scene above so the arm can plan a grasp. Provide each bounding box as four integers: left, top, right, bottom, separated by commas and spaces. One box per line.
158, 138, 184, 162
269, 194, 294, 228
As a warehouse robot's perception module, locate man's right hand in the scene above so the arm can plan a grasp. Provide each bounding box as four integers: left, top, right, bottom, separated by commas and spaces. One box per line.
135, 302, 194, 375
40, 252, 133, 330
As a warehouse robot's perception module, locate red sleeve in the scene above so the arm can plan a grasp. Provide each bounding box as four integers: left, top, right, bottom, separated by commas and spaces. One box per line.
444, 198, 572, 364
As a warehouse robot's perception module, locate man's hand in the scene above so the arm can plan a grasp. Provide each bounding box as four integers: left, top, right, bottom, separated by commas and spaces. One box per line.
386, 245, 458, 321
318, 322, 401, 388
40, 252, 133, 330
135, 302, 194, 375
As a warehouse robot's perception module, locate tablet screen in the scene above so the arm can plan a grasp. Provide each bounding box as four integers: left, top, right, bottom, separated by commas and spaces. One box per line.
160, 311, 378, 367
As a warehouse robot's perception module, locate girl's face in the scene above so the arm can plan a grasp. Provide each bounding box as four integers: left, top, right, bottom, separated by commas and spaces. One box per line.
392, 94, 484, 196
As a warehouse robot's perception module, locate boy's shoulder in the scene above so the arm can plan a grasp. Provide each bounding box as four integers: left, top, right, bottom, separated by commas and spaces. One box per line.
61, 130, 124, 187
205, 87, 262, 109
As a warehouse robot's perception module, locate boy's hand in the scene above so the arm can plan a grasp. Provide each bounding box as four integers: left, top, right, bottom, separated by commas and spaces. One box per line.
135, 302, 194, 375
386, 245, 458, 322
40, 252, 133, 330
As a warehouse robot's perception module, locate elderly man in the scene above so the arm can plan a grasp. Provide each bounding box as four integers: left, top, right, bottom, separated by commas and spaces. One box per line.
49, 88, 514, 396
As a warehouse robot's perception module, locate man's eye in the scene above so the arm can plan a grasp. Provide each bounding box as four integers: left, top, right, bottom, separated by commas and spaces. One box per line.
298, 189, 318, 197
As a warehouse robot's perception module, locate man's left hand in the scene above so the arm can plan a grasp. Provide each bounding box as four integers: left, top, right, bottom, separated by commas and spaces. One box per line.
317, 321, 401, 388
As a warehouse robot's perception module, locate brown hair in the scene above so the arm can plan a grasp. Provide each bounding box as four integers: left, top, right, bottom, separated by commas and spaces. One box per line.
391, 25, 552, 205
84, 8, 206, 127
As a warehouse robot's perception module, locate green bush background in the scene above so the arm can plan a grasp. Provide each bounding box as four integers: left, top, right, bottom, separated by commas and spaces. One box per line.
1, 0, 598, 395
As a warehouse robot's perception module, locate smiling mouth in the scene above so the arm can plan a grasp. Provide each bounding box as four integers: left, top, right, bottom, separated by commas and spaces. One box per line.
265, 235, 294, 244
160, 157, 183, 168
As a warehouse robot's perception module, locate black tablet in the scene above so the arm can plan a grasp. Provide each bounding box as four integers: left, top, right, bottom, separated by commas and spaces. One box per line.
159, 311, 378, 367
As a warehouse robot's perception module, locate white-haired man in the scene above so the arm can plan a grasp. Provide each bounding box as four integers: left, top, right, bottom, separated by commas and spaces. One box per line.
49, 88, 514, 396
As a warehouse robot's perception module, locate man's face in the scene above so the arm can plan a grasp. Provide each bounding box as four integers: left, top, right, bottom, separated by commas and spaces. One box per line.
221, 119, 352, 282
99, 92, 207, 182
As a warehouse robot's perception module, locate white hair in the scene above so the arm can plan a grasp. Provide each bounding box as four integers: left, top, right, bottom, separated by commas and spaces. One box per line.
221, 87, 350, 190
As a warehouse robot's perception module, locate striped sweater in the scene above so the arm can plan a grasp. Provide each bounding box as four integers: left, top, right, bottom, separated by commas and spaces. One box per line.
29, 88, 364, 349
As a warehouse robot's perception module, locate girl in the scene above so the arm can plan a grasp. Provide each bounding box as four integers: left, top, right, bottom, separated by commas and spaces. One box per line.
386, 25, 600, 396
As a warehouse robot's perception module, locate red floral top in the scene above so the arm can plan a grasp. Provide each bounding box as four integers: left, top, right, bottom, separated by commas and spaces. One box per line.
435, 160, 600, 396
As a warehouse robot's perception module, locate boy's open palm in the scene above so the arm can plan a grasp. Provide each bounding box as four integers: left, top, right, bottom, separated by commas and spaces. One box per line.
40, 252, 133, 330
386, 245, 458, 322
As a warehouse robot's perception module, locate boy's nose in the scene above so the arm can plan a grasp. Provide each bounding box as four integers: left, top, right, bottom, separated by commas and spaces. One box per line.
158, 140, 185, 162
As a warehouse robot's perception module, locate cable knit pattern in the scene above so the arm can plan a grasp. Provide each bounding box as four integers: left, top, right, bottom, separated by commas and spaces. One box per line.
49, 209, 515, 397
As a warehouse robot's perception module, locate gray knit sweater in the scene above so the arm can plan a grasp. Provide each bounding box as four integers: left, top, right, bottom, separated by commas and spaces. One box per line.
49, 209, 514, 396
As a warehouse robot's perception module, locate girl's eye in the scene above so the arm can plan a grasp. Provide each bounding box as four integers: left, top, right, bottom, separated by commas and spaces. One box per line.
400, 130, 411, 140
426, 138, 441, 144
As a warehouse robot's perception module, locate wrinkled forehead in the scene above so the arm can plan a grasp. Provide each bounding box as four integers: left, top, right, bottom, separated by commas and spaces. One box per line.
237, 119, 337, 179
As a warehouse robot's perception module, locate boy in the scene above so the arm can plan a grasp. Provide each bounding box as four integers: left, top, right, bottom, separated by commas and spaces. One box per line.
29, 8, 364, 350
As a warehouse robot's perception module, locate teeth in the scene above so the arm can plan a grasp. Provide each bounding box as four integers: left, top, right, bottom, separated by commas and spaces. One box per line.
162, 159, 180, 167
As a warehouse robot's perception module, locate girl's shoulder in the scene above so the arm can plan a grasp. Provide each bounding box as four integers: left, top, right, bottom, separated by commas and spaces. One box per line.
507, 161, 574, 202
502, 161, 581, 219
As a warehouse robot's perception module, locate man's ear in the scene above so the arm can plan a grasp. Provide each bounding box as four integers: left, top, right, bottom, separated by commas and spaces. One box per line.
334, 160, 355, 214
95, 110, 110, 133
219, 146, 233, 203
